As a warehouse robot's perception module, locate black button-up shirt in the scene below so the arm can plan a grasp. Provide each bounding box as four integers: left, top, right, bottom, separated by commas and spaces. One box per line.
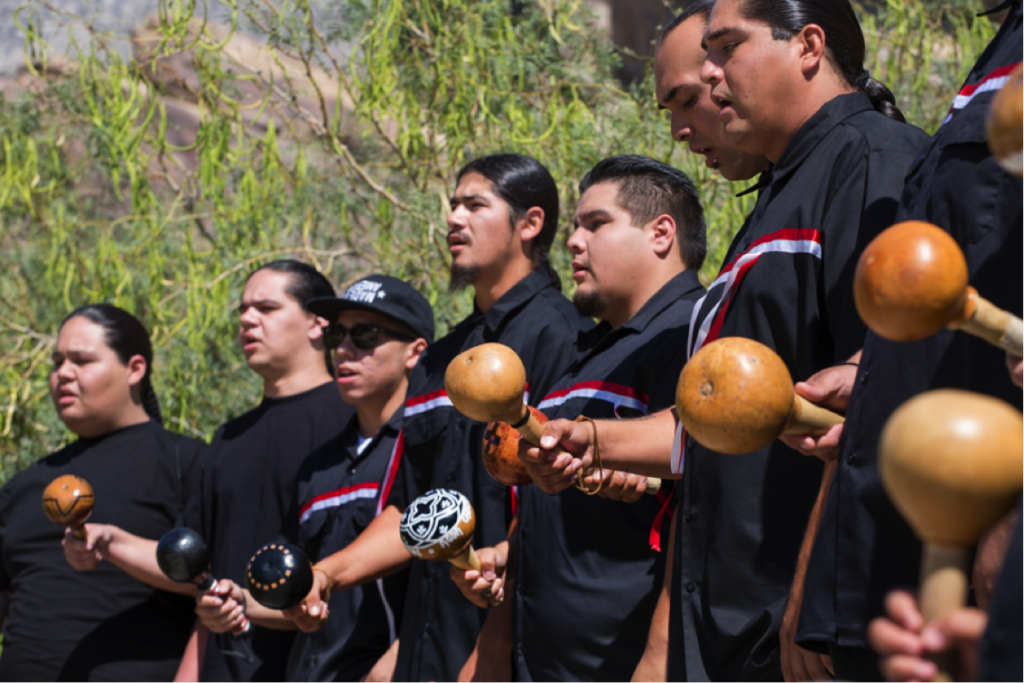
670, 92, 928, 681
387, 269, 592, 682
798, 2, 1023, 655
285, 409, 407, 682
513, 270, 704, 681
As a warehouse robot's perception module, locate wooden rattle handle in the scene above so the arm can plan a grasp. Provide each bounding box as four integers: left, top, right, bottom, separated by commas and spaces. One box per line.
448, 544, 482, 572
784, 396, 845, 435
71, 525, 87, 541
956, 289, 1024, 357
919, 544, 971, 682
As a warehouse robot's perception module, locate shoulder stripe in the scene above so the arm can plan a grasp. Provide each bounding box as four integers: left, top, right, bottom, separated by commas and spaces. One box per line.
299, 482, 379, 525
538, 381, 650, 414
941, 63, 1020, 126
688, 229, 822, 357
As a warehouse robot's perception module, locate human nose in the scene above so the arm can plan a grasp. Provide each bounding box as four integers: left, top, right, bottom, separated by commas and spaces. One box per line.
54, 358, 75, 381
566, 226, 586, 255
701, 55, 722, 86
447, 205, 468, 231
672, 111, 693, 143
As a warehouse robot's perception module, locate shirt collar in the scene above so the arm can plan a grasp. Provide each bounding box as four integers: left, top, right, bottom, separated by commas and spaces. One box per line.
770, 91, 874, 183
620, 269, 703, 335
474, 269, 557, 334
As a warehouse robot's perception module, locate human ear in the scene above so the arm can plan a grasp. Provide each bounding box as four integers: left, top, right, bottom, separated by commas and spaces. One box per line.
796, 24, 827, 75
517, 207, 546, 244
126, 355, 148, 388
405, 339, 428, 371
650, 215, 678, 258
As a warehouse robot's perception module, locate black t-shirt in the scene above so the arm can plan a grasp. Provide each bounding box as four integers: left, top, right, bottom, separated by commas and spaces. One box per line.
284, 409, 407, 682
183, 381, 352, 682
798, 2, 1023, 656
387, 269, 593, 682
513, 270, 704, 681
669, 93, 928, 681
0, 421, 202, 681
978, 500, 1023, 682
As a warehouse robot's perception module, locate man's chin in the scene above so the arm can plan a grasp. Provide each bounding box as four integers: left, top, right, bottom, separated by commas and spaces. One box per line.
572, 288, 605, 319
449, 262, 480, 292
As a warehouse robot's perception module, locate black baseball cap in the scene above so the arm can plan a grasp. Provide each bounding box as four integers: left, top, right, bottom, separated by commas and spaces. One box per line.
307, 274, 435, 342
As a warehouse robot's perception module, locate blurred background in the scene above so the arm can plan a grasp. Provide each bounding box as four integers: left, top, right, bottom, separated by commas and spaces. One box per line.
0, 0, 1003, 480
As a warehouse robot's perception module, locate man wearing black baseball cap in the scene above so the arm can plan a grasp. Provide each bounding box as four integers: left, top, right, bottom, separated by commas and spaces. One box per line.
195, 274, 432, 682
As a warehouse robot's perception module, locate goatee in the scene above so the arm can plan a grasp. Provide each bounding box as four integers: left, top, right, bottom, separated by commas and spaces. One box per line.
449, 262, 480, 292
573, 288, 605, 319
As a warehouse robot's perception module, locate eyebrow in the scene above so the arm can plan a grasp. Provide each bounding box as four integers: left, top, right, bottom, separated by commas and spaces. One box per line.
658, 85, 682, 110
450, 193, 487, 205
704, 25, 738, 46
239, 298, 281, 309
575, 209, 614, 227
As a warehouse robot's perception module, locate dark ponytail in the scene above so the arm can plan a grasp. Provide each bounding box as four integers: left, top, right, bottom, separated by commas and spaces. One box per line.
251, 259, 337, 374
740, 0, 906, 122
457, 154, 563, 291
63, 304, 163, 424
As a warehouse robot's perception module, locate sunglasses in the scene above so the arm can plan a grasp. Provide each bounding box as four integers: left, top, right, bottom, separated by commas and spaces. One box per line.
322, 322, 415, 351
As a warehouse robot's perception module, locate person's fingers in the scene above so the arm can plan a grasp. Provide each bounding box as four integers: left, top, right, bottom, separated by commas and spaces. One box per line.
885, 590, 924, 632
788, 646, 812, 683
879, 654, 936, 682
821, 654, 834, 677
868, 616, 923, 658
922, 608, 988, 652
780, 643, 795, 682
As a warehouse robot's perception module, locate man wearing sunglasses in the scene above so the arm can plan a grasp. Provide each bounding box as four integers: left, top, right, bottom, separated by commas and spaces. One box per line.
283, 154, 594, 682
193, 274, 433, 682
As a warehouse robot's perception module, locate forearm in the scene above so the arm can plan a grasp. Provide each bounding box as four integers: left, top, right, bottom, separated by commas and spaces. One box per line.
104, 527, 196, 595
318, 506, 412, 592
173, 621, 203, 682
586, 409, 678, 478
241, 588, 297, 630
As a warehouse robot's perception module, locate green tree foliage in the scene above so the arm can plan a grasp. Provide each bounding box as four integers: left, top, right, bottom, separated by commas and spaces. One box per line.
0, 0, 996, 481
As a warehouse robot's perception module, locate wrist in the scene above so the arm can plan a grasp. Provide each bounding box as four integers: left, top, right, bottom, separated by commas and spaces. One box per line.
311, 565, 334, 599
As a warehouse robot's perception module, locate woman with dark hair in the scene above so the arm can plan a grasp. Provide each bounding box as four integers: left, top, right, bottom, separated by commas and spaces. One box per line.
0, 304, 203, 681
63, 261, 355, 681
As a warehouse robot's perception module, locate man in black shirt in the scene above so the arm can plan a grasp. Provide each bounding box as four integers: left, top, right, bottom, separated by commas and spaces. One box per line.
63, 260, 354, 681
455, 155, 707, 680
519, 0, 927, 678
284, 154, 592, 681
199, 274, 434, 682
791, 3, 1023, 679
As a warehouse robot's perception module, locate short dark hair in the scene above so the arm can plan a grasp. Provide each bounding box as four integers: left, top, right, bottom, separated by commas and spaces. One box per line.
62, 304, 162, 424
578, 155, 706, 270
657, 0, 715, 49
250, 259, 336, 373
739, 0, 905, 122
456, 154, 562, 290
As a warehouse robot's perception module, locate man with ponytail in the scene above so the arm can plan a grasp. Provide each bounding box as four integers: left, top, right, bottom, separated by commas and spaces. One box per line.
284, 154, 593, 682
520, 0, 928, 679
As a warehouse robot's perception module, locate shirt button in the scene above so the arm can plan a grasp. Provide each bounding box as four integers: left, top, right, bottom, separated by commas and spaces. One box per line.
683, 510, 697, 523
349, 468, 357, 475
424, 622, 432, 632
846, 451, 858, 466
686, 582, 697, 593
860, 371, 869, 384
